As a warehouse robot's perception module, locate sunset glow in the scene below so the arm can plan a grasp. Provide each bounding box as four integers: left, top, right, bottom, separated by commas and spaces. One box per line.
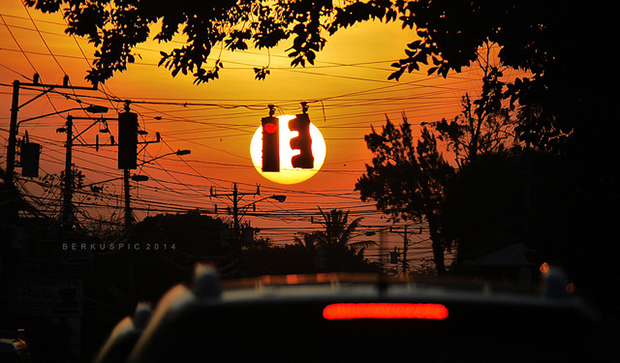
1, 2, 615, 362
0, 0, 525, 256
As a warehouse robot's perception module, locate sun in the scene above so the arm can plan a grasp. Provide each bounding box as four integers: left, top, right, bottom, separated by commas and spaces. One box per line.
250, 115, 326, 184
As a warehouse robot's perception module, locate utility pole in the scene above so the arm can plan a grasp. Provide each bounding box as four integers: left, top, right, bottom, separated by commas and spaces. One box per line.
58, 115, 113, 230
209, 183, 257, 277
4, 77, 98, 187
212, 183, 259, 245
120, 150, 187, 229
211, 183, 285, 246
233, 183, 239, 242
122, 170, 151, 228
390, 225, 422, 274
5, 81, 21, 185
3, 77, 98, 228
403, 225, 409, 272
61, 116, 74, 230
124, 169, 132, 228
210, 183, 285, 277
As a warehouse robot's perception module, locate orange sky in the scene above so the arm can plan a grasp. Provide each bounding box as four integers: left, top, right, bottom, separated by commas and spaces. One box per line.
0, 0, 526, 268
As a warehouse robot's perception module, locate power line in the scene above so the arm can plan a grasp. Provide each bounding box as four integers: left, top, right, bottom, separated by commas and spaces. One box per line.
21, 3, 66, 75
1, 2, 512, 251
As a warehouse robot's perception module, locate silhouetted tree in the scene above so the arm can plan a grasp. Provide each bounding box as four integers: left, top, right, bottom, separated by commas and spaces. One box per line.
294, 208, 376, 272
441, 149, 579, 276
443, 151, 528, 264
26, 1, 613, 135
320, 207, 366, 250
295, 207, 371, 252
356, 115, 453, 274
293, 230, 322, 251
430, 64, 518, 167
129, 210, 233, 256
26, 0, 617, 313
25, 0, 346, 84
421, 65, 525, 267
121, 211, 236, 299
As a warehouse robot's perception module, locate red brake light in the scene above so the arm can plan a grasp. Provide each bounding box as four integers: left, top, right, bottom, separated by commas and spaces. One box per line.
323, 303, 449, 320
264, 122, 277, 134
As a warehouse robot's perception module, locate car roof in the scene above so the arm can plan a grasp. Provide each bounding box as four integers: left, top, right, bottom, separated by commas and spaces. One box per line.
93, 263, 617, 363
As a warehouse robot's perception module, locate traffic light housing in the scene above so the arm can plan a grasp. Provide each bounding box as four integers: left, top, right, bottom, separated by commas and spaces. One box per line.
390, 251, 400, 264
288, 113, 314, 169
20, 142, 41, 177
118, 112, 138, 169
261, 116, 280, 172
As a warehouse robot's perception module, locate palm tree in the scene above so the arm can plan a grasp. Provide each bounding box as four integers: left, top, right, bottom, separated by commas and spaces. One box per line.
295, 208, 374, 252
293, 231, 322, 251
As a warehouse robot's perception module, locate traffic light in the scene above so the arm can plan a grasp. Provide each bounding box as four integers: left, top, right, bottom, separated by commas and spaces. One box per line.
390, 251, 400, 264
288, 113, 314, 169
20, 142, 41, 177
118, 112, 138, 169
261, 116, 280, 172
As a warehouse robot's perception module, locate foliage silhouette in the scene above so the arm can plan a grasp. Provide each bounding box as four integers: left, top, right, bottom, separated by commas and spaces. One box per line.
25, 0, 615, 154
23, 0, 619, 316
295, 207, 370, 250
25, 0, 337, 85
441, 149, 587, 281
293, 208, 377, 272
431, 66, 518, 167
356, 114, 453, 274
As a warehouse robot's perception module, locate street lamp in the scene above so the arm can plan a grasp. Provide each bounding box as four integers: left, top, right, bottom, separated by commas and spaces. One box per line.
232, 188, 286, 244
138, 149, 191, 166
270, 195, 287, 203
238, 194, 287, 217
18, 105, 108, 127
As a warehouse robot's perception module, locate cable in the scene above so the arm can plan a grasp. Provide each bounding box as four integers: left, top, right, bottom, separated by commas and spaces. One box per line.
1, 13, 37, 81
22, 3, 66, 75
2, 3, 522, 265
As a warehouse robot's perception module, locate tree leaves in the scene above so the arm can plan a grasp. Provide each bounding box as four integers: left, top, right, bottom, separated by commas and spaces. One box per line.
24, 0, 405, 84
356, 115, 452, 223
356, 114, 453, 274
253, 66, 270, 80
25, 0, 340, 84
193, 59, 223, 85
225, 29, 252, 51
25, 0, 599, 155
295, 207, 368, 252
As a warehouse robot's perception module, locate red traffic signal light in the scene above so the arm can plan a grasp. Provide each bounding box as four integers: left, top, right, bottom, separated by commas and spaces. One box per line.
118, 112, 138, 169
261, 116, 280, 172
288, 114, 314, 169
263, 121, 277, 134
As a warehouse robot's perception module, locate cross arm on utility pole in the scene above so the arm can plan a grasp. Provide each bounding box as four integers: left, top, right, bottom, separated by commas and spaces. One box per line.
5, 77, 100, 186
210, 183, 286, 245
